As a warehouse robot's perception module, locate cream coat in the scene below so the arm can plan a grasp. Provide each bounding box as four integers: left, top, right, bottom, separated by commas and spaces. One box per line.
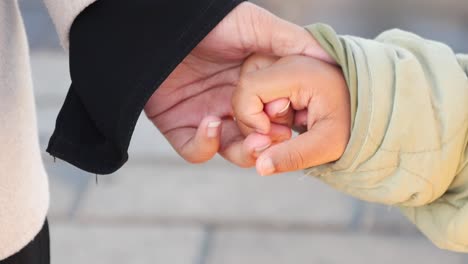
0, 0, 95, 259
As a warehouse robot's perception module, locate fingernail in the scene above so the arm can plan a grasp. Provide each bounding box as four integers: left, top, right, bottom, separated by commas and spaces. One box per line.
276, 101, 291, 117
254, 143, 271, 154
207, 121, 221, 138
259, 157, 275, 176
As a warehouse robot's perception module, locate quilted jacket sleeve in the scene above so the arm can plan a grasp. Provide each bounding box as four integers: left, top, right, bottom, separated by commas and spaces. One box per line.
305, 24, 468, 252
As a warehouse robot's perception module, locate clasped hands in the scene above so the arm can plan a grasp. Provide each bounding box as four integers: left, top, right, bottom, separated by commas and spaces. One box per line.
145, 2, 350, 176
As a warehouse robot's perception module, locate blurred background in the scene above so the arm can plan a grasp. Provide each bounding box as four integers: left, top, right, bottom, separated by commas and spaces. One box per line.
21, 0, 467, 263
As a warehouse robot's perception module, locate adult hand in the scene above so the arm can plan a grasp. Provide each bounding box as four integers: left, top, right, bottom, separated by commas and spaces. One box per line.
144, 2, 333, 167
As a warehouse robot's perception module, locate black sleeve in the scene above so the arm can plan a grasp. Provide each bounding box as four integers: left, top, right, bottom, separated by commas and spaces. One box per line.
46, 0, 245, 174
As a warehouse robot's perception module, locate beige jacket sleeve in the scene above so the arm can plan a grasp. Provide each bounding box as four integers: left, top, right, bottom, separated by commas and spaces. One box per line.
43, 0, 97, 49
305, 24, 468, 252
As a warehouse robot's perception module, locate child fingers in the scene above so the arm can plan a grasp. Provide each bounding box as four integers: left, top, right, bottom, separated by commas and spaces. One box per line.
255, 120, 346, 176
243, 133, 274, 159
235, 108, 293, 141
218, 121, 291, 167
294, 110, 308, 128
234, 116, 253, 135
237, 55, 284, 134
292, 109, 308, 133
238, 64, 298, 102
264, 98, 290, 116
233, 65, 298, 135
264, 98, 294, 127
219, 121, 271, 167
232, 92, 271, 135
268, 123, 292, 143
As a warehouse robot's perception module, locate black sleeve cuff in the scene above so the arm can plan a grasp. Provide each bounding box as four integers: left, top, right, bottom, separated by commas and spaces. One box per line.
47, 0, 245, 174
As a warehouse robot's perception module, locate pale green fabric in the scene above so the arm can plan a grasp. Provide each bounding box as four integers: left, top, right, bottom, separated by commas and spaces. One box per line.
305, 24, 468, 252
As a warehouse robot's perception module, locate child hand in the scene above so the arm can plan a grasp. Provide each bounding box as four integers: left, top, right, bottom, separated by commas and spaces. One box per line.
232, 54, 351, 175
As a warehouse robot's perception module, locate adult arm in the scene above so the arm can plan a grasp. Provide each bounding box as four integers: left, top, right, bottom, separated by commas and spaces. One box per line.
44, 0, 244, 174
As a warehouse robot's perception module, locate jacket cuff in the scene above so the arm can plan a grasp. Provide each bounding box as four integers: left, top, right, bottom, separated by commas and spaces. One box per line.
47, 0, 245, 174
305, 24, 364, 175
304, 24, 467, 206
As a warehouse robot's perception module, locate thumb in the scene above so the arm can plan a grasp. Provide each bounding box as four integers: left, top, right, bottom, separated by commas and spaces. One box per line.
166, 116, 222, 163
255, 120, 347, 176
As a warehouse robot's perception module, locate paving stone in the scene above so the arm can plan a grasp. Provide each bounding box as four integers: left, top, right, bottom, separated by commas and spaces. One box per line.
37, 108, 59, 145
31, 52, 69, 101
44, 159, 92, 219
207, 229, 464, 264
77, 163, 355, 229
50, 223, 203, 264
357, 202, 419, 235
20, 0, 61, 51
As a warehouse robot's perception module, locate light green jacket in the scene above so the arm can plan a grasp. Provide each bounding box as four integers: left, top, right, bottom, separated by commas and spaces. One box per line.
305, 24, 468, 252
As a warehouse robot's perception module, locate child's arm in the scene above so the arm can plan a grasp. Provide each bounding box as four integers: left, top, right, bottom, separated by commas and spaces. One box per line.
306, 24, 468, 252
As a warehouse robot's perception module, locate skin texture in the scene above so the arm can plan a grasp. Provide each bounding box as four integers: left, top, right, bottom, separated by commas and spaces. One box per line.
233, 54, 351, 176
145, 2, 333, 168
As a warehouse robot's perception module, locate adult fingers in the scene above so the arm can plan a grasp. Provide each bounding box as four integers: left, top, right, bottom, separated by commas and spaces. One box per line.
219, 121, 292, 167
241, 124, 293, 162
165, 116, 222, 163
236, 3, 335, 63
218, 119, 267, 167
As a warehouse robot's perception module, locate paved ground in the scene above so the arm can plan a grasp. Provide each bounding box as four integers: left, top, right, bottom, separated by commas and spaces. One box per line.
20, 0, 468, 263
